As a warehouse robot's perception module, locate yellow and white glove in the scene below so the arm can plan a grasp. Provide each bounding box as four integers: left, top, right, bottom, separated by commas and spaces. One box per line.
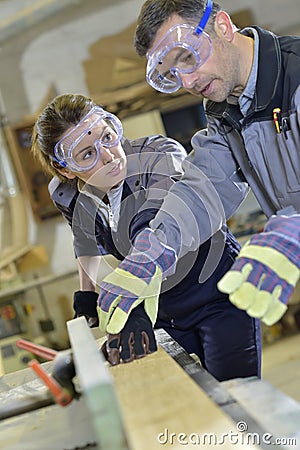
218, 213, 300, 325
98, 227, 177, 334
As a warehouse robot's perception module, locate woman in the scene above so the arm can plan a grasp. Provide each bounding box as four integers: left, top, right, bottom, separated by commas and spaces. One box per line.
32, 93, 261, 381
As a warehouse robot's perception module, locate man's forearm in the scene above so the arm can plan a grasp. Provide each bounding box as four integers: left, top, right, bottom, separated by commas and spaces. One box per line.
150, 157, 227, 257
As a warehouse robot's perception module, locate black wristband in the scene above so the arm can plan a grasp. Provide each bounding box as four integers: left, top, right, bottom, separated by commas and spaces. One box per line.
73, 290, 98, 317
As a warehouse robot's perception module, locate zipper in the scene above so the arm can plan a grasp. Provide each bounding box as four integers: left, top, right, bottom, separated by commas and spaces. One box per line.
92, 199, 115, 228
107, 203, 114, 228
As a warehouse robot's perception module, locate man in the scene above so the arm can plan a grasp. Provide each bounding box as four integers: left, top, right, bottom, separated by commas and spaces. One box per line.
132, 0, 300, 325
75, 0, 298, 366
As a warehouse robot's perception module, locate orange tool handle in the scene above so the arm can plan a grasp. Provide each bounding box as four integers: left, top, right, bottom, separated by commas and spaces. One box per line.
16, 339, 58, 361
29, 359, 73, 407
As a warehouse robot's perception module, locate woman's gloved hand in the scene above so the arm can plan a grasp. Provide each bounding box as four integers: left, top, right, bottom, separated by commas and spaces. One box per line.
101, 304, 157, 365
73, 290, 99, 328
98, 227, 177, 334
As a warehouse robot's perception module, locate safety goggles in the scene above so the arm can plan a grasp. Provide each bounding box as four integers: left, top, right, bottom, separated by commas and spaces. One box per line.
146, 0, 213, 93
53, 106, 123, 172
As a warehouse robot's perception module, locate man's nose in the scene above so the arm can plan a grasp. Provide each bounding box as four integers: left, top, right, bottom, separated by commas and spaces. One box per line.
180, 71, 198, 90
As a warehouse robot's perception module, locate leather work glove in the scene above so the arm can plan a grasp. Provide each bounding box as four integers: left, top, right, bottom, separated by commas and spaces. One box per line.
73, 290, 99, 328
101, 304, 157, 365
98, 227, 177, 335
218, 213, 300, 326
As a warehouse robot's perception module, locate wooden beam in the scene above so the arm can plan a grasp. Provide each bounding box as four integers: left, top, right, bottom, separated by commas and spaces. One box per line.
67, 317, 129, 450
109, 346, 259, 449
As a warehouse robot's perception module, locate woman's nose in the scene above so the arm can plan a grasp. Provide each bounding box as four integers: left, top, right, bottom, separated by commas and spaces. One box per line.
100, 146, 114, 164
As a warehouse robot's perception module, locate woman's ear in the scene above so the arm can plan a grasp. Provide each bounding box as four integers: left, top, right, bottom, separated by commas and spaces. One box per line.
52, 162, 76, 180
214, 11, 235, 42
57, 168, 76, 180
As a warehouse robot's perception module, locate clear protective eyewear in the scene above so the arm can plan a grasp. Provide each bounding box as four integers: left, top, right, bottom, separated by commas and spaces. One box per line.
53, 106, 123, 172
146, 0, 213, 93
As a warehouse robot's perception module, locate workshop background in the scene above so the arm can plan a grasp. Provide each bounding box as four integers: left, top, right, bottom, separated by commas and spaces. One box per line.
0, 0, 299, 397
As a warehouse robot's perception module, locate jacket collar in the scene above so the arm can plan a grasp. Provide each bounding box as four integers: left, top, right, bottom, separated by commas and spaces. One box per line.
244, 26, 281, 113
207, 27, 281, 119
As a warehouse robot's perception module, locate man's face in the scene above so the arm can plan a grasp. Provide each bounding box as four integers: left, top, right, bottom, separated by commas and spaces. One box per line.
149, 13, 241, 103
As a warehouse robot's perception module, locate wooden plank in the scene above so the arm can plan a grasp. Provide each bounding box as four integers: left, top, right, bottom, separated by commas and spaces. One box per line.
67, 323, 259, 449
109, 345, 259, 449
155, 329, 273, 444
0, 324, 261, 450
67, 316, 129, 450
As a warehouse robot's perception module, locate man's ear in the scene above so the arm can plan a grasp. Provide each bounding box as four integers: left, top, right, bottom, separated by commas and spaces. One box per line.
214, 11, 235, 42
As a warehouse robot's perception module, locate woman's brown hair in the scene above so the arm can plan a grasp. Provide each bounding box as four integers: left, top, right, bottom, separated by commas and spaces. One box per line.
31, 93, 96, 180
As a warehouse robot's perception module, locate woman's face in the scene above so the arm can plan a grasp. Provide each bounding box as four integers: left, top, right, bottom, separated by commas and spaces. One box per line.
56, 112, 127, 192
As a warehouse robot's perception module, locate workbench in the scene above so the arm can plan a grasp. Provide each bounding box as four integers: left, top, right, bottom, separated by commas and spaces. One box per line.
0, 322, 299, 450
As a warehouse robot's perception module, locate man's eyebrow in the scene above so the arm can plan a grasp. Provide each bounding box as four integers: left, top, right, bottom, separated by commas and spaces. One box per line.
159, 47, 188, 77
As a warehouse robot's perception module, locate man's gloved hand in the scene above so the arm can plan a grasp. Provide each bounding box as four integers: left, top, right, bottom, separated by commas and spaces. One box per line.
101, 304, 157, 365
98, 227, 177, 335
218, 214, 300, 325
73, 290, 99, 328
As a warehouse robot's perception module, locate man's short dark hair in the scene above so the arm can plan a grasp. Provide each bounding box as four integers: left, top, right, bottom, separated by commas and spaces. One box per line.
134, 0, 220, 56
